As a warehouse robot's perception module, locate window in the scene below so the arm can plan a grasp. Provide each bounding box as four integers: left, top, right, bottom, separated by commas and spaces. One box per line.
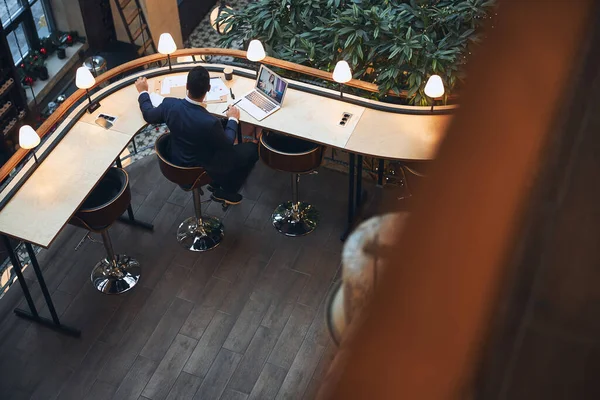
6, 23, 29, 63
1, 0, 54, 64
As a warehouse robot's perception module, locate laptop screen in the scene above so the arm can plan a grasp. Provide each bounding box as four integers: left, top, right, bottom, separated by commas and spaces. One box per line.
255, 66, 288, 105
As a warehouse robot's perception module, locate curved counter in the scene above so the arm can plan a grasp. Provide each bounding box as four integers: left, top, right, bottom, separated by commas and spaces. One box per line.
0, 62, 452, 247
74, 63, 452, 159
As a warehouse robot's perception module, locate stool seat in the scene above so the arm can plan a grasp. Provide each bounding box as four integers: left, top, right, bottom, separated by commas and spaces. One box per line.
155, 134, 224, 252
73, 167, 131, 232
259, 131, 323, 236
70, 167, 140, 295
259, 132, 323, 174
262, 132, 320, 154
155, 134, 212, 190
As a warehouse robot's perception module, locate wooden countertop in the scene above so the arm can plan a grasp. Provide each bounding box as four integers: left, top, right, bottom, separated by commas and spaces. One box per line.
0, 63, 451, 246
345, 109, 453, 160
0, 122, 133, 247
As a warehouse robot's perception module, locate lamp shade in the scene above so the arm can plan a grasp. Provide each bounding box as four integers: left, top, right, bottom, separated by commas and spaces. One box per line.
75, 66, 95, 89
158, 33, 177, 55
247, 40, 266, 62
333, 61, 352, 83
424, 74, 445, 98
210, 5, 233, 34
19, 125, 40, 150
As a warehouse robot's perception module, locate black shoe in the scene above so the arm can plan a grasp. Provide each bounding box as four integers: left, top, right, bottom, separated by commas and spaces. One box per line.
211, 189, 243, 205
207, 183, 221, 193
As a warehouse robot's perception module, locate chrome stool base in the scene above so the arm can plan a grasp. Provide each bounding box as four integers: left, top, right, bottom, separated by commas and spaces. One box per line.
177, 216, 224, 252
272, 201, 319, 237
91, 255, 141, 294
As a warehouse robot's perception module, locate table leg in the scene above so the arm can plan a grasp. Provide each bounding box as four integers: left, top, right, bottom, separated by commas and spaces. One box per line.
377, 159, 385, 187
2, 235, 81, 337
131, 136, 138, 154
340, 153, 356, 241
115, 157, 154, 230
237, 123, 243, 144
356, 155, 364, 210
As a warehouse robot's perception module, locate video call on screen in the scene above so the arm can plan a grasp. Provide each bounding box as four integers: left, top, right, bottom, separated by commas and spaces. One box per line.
258, 69, 285, 104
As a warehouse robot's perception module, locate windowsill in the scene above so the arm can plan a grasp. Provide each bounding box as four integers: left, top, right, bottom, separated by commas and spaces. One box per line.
26, 42, 88, 108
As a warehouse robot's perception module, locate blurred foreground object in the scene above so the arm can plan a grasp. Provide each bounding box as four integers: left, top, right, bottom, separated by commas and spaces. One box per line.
318, 1, 597, 399
327, 213, 408, 345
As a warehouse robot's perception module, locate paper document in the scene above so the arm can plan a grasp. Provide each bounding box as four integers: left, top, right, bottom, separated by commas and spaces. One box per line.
160, 75, 187, 95
204, 77, 229, 103
149, 93, 165, 107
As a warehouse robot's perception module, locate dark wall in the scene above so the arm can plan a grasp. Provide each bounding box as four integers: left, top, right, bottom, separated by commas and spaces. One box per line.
178, 0, 216, 42
78, 0, 117, 51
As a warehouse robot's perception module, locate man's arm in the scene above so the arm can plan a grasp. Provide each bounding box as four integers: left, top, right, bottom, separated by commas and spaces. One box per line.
135, 77, 166, 124
223, 118, 238, 143
224, 106, 241, 143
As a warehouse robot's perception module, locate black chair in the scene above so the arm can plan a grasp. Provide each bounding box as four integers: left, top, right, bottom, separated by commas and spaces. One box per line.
259, 131, 324, 236
70, 167, 140, 294
155, 134, 224, 251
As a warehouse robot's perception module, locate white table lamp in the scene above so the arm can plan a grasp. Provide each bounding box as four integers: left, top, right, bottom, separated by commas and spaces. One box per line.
76, 67, 100, 113
247, 40, 266, 62
19, 125, 40, 163
424, 74, 445, 111
333, 60, 352, 98
158, 33, 177, 71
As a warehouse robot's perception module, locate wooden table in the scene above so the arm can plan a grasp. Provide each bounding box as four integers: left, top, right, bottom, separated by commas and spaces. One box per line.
0, 63, 452, 335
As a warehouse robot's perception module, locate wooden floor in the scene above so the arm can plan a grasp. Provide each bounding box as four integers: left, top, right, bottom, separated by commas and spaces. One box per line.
0, 154, 388, 400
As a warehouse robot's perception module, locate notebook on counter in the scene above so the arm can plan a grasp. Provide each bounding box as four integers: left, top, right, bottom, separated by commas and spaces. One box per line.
158, 76, 228, 104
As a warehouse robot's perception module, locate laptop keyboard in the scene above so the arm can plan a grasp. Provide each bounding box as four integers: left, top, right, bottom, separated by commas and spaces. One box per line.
246, 91, 276, 113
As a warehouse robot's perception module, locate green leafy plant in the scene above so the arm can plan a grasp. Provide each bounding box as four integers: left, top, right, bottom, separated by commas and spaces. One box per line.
219, 0, 496, 104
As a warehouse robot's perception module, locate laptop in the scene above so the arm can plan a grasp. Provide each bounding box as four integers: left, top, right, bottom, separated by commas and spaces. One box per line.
237, 65, 288, 121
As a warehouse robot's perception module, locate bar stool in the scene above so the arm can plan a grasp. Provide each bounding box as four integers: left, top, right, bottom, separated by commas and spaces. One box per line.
155, 134, 224, 251
70, 167, 140, 294
259, 131, 324, 236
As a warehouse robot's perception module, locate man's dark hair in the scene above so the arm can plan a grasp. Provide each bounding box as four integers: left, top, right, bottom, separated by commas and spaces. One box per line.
187, 66, 210, 99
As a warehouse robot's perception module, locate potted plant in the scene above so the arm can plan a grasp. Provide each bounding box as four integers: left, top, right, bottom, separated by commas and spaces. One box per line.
219, 0, 497, 105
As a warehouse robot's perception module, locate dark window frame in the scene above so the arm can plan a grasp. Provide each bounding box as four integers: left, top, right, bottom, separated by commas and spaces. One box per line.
2, 0, 56, 64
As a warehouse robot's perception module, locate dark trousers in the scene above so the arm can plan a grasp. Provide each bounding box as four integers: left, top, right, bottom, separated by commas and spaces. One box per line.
208, 142, 259, 194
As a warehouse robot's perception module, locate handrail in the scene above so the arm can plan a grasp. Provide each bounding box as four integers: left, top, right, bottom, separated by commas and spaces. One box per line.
0, 47, 447, 183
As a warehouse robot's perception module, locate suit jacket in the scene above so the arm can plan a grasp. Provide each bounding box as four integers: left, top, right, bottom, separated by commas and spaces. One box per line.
138, 92, 238, 172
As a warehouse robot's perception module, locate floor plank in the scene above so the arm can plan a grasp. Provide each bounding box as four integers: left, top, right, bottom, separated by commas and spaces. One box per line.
247, 363, 288, 400
227, 325, 280, 394
193, 349, 242, 400
275, 340, 325, 400
220, 388, 249, 400
165, 372, 203, 400
180, 277, 231, 340
57, 341, 115, 400
142, 334, 198, 400
84, 381, 117, 400
268, 304, 317, 370
0, 152, 362, 400
112, 356, 158, 400
97, 264, 190, 385
223, 290, 272, 354
140, 297, 194, 361
97, 286, 153, 346
183, 311, 236, 378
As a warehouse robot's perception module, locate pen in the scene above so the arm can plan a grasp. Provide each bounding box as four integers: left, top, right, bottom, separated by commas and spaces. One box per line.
230, 88, 235, 100
222, 98, 242, 114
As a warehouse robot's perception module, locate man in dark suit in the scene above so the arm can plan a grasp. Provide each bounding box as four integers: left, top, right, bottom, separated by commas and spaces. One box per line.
135, 66, 258, 205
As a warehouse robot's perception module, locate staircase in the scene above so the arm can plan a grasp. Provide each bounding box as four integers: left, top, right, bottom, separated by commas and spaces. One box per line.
114, 0, 156, 56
